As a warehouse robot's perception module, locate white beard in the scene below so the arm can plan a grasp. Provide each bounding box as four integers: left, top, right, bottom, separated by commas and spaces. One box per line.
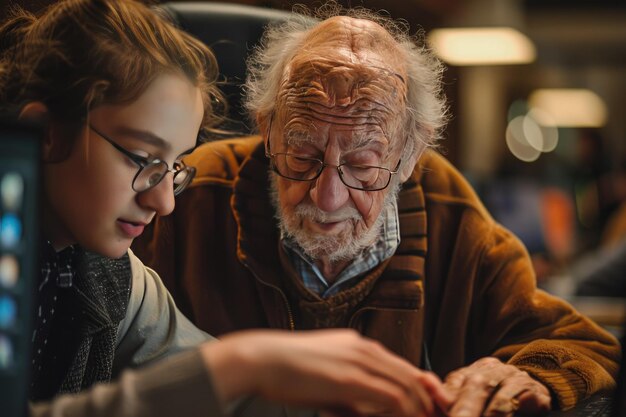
270, 173, 400, 263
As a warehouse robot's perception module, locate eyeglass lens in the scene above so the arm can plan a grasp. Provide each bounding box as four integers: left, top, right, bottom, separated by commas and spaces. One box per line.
273, 154, 391, 191
133, 161, 193, 195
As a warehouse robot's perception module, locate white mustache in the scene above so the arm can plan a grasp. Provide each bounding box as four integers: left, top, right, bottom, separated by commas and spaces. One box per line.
294, 203, 361, 223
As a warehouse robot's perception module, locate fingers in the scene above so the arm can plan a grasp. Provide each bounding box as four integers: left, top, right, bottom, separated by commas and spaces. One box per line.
444, 357, 516, 403
445, 358, 553, 417
320, 333, 434, 415
418, 371, 455, 412
482, 375, 551, 417
447, 372, 500, 417
483, 382, 528, 417
443, 371, 467, 398
341, 337, 436, 416
328, 365, 429, 417
517, 388, 552, 415
220, 329, 439, 417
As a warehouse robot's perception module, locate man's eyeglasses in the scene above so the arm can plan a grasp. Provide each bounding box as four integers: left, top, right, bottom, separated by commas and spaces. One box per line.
264, 114, 401, 192
89, 124, 196, 196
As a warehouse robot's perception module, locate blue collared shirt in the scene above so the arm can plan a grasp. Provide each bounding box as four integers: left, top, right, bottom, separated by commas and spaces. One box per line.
282, 200, 400, 298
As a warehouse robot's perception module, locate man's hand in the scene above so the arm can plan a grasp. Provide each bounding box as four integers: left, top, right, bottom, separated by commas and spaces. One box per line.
444, 357, 552, 417
202, 329, 452, 417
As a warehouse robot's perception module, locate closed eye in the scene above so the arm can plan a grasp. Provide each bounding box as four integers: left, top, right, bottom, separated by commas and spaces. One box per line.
343, 150, 382, 167
286, 155, 319, 172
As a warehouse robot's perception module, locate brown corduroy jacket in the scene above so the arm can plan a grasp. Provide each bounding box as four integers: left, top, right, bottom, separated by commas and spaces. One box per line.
132, 136, 620, 410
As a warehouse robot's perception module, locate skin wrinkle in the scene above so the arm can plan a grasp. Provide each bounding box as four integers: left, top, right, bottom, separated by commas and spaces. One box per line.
281, 65, 403, 112
271, 16, 409, 280
277, 75, 400, 165
287, 98, 392, 116
284, 108, 386, 124
278, 69, 403, 150
284, 132, 387, 157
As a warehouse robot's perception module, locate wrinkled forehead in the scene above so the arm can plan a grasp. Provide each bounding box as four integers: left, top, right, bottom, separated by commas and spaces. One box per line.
276, 17, 407, 140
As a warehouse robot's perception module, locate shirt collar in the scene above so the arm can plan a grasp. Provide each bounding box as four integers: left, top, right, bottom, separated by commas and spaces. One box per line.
41, 241, 79, 288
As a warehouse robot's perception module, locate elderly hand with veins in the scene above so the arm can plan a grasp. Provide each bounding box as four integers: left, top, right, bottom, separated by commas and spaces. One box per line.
444, 357, 552, 417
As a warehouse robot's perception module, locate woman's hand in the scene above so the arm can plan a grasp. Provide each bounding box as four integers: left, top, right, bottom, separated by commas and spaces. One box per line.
202, 329, 452, 417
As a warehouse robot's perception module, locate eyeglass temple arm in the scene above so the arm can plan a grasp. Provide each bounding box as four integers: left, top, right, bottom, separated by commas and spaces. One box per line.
391, 158, 402, 174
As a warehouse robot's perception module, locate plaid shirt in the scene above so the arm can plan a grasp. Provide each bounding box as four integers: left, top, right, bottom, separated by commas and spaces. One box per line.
31, 242, 78, 387
282, 199, 400, 298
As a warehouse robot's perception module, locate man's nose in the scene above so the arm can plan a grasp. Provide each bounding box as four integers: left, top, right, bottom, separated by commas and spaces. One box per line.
136, 174, 176, 217
309, 165, 350, 212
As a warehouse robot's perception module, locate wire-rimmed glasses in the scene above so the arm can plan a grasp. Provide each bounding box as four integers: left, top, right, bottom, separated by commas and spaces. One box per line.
89, 124, 196, 196
264, 115, 401, 192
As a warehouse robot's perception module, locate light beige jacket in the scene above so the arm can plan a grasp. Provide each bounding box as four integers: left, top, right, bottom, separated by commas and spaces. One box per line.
29, 251, 303, 417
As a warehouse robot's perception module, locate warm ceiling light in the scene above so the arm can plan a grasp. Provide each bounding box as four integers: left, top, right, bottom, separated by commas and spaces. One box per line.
528, 89, 608, 127
427, 27, 536, 66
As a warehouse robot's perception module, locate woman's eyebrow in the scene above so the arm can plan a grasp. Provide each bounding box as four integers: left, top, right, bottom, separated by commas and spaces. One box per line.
115, 126, 172, 151
115, 126, 195, 160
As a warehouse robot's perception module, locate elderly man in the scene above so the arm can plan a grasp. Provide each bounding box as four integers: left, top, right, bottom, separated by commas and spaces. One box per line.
133, 7, 619, 416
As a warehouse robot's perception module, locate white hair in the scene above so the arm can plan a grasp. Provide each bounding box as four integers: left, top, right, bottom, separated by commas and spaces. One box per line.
243, 1, 449, 165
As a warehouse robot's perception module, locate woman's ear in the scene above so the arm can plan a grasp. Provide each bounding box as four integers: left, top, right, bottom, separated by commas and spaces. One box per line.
18, 101, 49, 123
18, 102, 57, 161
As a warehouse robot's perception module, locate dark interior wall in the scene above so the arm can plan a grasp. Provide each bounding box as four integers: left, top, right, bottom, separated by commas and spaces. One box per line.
0, 0, 462, 165
2, 0, 625, 175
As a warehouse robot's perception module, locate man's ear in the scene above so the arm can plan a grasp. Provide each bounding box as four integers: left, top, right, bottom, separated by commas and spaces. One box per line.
398, 146, 421, 183
398, 125, 434, 182
18, 102, 56, 161
398, 133, 432, 182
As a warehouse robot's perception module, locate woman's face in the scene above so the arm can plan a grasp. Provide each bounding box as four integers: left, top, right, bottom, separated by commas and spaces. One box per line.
43, 74, 204, 258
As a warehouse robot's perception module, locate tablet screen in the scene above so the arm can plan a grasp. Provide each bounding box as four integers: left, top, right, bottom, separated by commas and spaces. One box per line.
0, 121, 41, 417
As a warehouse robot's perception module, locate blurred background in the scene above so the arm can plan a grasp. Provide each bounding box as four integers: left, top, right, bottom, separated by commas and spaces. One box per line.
3, 0, 626, 326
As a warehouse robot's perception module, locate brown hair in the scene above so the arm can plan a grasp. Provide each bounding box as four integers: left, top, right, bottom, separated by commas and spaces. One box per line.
0, 0, 224, 146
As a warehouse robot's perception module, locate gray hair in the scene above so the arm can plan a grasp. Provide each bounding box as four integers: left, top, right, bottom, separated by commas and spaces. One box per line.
243, 1, 449, 162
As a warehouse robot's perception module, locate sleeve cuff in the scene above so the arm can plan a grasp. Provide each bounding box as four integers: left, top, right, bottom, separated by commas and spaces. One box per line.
134, 348, 225, 417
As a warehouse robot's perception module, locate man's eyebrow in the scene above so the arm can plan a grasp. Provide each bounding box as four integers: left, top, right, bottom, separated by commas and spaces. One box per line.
285, 130, 387, 151
348, 133, 386, 150
285, 130, 315, 147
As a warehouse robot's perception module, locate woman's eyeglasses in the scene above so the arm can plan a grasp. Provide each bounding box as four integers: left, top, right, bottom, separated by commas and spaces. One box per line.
89, 124, 196, 196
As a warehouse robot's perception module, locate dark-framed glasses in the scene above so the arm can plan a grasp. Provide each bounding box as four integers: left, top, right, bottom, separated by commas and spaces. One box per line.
264, 115, 401, 192
89, 124, 196, 196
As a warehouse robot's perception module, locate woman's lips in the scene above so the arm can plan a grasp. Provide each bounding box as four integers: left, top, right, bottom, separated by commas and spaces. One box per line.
117, 219, 145, 238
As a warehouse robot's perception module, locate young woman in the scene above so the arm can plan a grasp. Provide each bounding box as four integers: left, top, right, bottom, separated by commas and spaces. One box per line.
0, 1, 449, 416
